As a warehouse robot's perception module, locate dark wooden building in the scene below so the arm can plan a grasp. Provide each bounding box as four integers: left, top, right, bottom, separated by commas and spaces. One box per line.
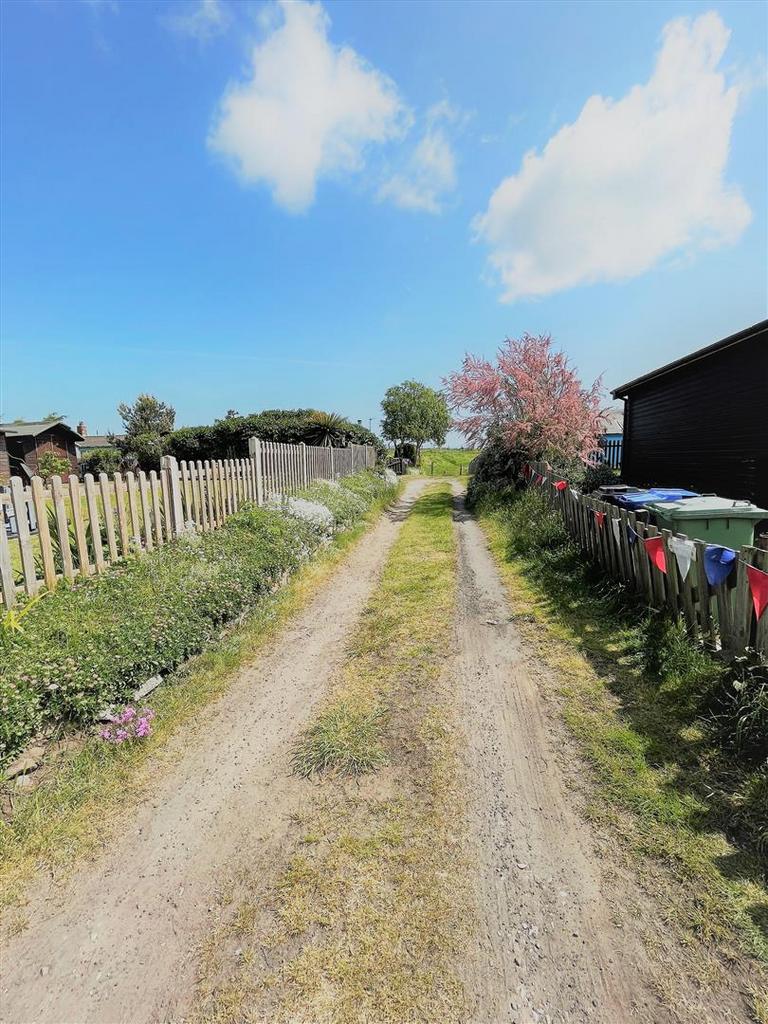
612, 319, 768, 508
0, 420, 82, 480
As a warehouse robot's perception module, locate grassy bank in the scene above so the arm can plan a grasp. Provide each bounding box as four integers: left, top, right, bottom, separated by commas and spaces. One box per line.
0, 477, 398, 919
196, 485, 470, 1024
474, 487, 768, 999
418, 448, 479, 477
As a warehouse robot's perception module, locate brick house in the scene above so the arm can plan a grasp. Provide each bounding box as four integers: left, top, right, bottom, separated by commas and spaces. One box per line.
0, 420, 82, 480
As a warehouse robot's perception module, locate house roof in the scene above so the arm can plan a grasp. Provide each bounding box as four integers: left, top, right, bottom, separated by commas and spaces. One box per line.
599, 407, 624, 434
77, 435, 119, 448
612, 319, 768, 399
0, 419, 83, 441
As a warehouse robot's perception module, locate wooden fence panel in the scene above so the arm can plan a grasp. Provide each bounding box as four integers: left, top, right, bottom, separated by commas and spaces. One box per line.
1, 440, 376, 605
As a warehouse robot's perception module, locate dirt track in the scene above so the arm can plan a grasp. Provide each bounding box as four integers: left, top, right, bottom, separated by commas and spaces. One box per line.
450, 489, 669, 1024
0, 482, 741, 1023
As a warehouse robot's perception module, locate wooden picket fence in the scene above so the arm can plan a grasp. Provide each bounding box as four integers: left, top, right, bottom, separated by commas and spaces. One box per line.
530, 461, 768, 660
0, 439, 376, 608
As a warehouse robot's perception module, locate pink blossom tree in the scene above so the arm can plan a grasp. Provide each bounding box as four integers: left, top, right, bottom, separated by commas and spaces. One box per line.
444, 334, 605, 465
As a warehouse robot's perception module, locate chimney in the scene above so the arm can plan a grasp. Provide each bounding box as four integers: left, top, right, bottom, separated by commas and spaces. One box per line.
77, 421, 87, 437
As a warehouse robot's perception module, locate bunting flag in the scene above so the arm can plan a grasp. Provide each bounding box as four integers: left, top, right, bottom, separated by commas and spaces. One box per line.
594, 510, 606, 529
611, 518, 621, 544
554, 480, 568, 491
668, 536, 696, 581
746, 564, 768, 621
644, 535, 666, 574
570, 488, 581, 500
703, 545, 737, 587
538, 475, 548, 486
626, 524, 638, 546
522, 463, 531, 480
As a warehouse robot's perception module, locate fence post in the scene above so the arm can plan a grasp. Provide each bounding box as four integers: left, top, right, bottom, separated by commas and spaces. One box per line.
300, 442, 309, 488
161, 456, 184, 537
248, 437, 264, 506
0, 503, 16, 608
329, 447, 335, 480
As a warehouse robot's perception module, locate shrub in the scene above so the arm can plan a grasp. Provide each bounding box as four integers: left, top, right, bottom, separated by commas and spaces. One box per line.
36, 452, 72, 481
79, 448, 121, 476
299, 480, 367, 530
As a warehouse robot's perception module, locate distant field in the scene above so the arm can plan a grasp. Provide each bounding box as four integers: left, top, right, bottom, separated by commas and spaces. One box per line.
418, 449, 480, 477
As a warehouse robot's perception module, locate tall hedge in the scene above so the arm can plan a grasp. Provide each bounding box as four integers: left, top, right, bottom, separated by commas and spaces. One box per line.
166, 410, 386, 464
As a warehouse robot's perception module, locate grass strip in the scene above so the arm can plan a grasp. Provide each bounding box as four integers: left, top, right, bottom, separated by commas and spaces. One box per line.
0, 489, 397, 924
475, 487, 767, 1013
196, 485, 470, 1024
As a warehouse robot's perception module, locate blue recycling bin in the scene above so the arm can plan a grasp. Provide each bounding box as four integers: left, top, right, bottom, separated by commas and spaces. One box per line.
615, 488, 700, 513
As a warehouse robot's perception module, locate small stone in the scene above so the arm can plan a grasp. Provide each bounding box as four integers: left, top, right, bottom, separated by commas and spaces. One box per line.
516, 861, 529, 870
14, 774, 39, 792
4, 752, 43, 779
40, 966, 50, 977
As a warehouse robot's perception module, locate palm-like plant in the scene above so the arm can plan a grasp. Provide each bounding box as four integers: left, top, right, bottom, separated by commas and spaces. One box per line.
305, 411, 348, 448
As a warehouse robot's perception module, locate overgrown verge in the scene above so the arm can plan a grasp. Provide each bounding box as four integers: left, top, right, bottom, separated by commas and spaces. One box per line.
0, 472, 398, 918
474, 486, 768, 984
0, 471, 397, 765
195, 485, 471, 1024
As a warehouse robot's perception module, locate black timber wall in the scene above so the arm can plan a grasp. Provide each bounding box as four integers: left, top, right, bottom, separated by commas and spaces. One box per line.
621, 324, 768, 507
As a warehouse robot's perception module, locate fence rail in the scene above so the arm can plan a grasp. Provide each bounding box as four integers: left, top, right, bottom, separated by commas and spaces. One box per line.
0, 440, 376, 608
530, 460, 768, 660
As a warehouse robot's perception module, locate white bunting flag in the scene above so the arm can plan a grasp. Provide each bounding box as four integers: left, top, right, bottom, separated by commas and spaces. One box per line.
611, 518, 621, 544
668, 536, 696, 581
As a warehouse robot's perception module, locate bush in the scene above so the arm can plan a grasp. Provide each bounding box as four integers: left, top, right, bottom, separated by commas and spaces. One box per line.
298, 480, 367, 530
36, 452, 72, 481
79, 448, 121, 476
0, 471, 397, 764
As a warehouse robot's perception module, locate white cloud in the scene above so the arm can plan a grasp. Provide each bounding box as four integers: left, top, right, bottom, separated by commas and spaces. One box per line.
166, 0, 229, 41
475, 12, 752, 301
208, 0, 408, 212
378, 101, 462, 214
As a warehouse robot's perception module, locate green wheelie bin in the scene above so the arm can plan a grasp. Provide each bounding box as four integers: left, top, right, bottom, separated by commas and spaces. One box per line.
644, 495, 768, 548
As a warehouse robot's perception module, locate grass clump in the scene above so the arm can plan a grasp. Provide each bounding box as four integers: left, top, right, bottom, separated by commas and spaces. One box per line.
474, 485, 768, 971
291, 702, 387, 777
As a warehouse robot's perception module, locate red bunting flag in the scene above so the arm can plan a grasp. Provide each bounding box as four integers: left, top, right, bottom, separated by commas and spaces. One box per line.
522, 463, 531, 479
746, 564, 768, 621
644, 535, 666, 574
594, 510, 606, 529
554, 480, 568, 491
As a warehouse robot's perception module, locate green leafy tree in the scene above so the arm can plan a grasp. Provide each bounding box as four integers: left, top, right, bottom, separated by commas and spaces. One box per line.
380, 381, 450, 464
112, 394, 175, 470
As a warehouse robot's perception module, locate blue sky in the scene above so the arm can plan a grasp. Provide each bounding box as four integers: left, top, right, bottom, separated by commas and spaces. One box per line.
1, 0, 766, 438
